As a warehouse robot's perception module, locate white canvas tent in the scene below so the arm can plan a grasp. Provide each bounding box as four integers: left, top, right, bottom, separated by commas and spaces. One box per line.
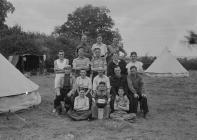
0, 53, 41, 113
145, 48, 189, 77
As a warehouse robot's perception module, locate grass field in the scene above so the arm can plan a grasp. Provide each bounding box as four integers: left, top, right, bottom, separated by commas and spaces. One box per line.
0, 71, 197, 140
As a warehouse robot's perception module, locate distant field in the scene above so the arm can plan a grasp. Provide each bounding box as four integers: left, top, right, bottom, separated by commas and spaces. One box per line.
0, 71, 197, 140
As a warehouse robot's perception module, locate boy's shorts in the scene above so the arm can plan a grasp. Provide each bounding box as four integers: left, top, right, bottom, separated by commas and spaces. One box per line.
55, 74, 65, 89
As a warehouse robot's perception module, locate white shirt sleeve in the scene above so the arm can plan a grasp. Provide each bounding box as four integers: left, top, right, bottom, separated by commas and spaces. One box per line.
93, 77, 97, 91
103, 44, 108, 55
138, 62, 144, 72
74, 98, 78, 110
54, 60, 58, 70
66, 59, 69, 65
106, 76, 111, 89
72, 59, 76, 69
126, 63, 130, 69
88, 78, 92, 89
92, 44, 96, 52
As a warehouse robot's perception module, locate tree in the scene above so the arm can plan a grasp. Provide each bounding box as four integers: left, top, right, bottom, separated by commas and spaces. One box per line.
184, 31, 197, 46
53, 4, 121, 45
0, 25, 46, 57
0, 0, 15, 29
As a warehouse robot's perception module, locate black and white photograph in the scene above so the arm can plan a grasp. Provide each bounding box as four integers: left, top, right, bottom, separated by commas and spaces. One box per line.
0, 0, 197, 139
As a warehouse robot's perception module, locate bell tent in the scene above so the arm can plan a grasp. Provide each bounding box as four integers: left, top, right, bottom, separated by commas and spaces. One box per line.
0, 53, 41, 113
145, 48, 189, 77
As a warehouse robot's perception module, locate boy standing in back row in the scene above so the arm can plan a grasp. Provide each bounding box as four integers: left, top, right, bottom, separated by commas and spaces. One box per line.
53, 50, 69, 114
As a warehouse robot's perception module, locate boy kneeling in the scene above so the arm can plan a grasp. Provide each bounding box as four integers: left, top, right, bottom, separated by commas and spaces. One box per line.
67, 89, 91, 121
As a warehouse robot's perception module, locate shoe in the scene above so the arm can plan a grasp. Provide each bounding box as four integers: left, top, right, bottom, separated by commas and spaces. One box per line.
52, 109, 56, 113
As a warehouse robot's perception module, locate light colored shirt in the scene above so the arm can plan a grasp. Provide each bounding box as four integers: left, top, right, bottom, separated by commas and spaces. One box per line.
75, 76, 92, 89
114, 95, 129, 111
93, 75, 110, 91
126, 61, 143, 74
92, 43, 108, 56
91, 57, 107, 71
54, 58, 69, 76
72, 57, 90, 70
74, 96, 89, 111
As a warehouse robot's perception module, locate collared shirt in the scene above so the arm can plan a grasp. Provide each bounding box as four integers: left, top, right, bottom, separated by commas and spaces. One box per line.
127, 74, 144, 95
72, 57, 90, 70
92, 43, 108, 56
91, 57, 107, 71
126, 61, 143, 74
93, 75, 110, 91
75, 76, 92, 89
74, 96, 89, 111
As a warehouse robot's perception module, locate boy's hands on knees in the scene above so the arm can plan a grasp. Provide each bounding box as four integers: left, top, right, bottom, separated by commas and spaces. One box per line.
134, 93, 139, 98
67, 90, 74, 97
142, 94, 146, 97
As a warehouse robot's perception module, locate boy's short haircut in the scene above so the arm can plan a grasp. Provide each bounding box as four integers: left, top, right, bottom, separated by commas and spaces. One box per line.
94, 47, 101, 51
80, 69, 87, 72
130, 51, 137, 56
130, 66, 137, 70
65, 65, 71, 70
76, 46, 84, 54
114, 66, 121, 70
118, 86, 124, 90
59, 50, 64, 53
97, 34, 102, 38
99, 81, 106, 86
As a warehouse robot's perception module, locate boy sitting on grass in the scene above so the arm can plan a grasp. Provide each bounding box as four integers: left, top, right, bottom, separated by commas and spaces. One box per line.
67, 89, 91, 121
110, 87, 136, 122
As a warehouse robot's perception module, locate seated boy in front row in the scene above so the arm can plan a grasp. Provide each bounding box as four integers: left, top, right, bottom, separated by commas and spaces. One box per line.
67, 89, 91, 121
110, 87, 136, 122
91, 82, 111, 119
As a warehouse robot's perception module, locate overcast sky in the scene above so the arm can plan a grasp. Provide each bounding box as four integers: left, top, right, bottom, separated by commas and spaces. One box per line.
6, 0, 197, 56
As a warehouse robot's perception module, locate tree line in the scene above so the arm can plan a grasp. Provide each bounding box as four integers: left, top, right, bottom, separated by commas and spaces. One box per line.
1, 0, 197, 70
0, 0, 121, 68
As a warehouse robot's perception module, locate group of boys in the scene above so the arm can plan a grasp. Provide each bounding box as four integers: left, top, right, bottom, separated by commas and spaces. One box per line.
53, 34, 149, 121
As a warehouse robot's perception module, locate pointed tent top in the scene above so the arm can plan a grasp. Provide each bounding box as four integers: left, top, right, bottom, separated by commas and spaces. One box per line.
145, 47, 189, 77
0, 53, 39, 97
